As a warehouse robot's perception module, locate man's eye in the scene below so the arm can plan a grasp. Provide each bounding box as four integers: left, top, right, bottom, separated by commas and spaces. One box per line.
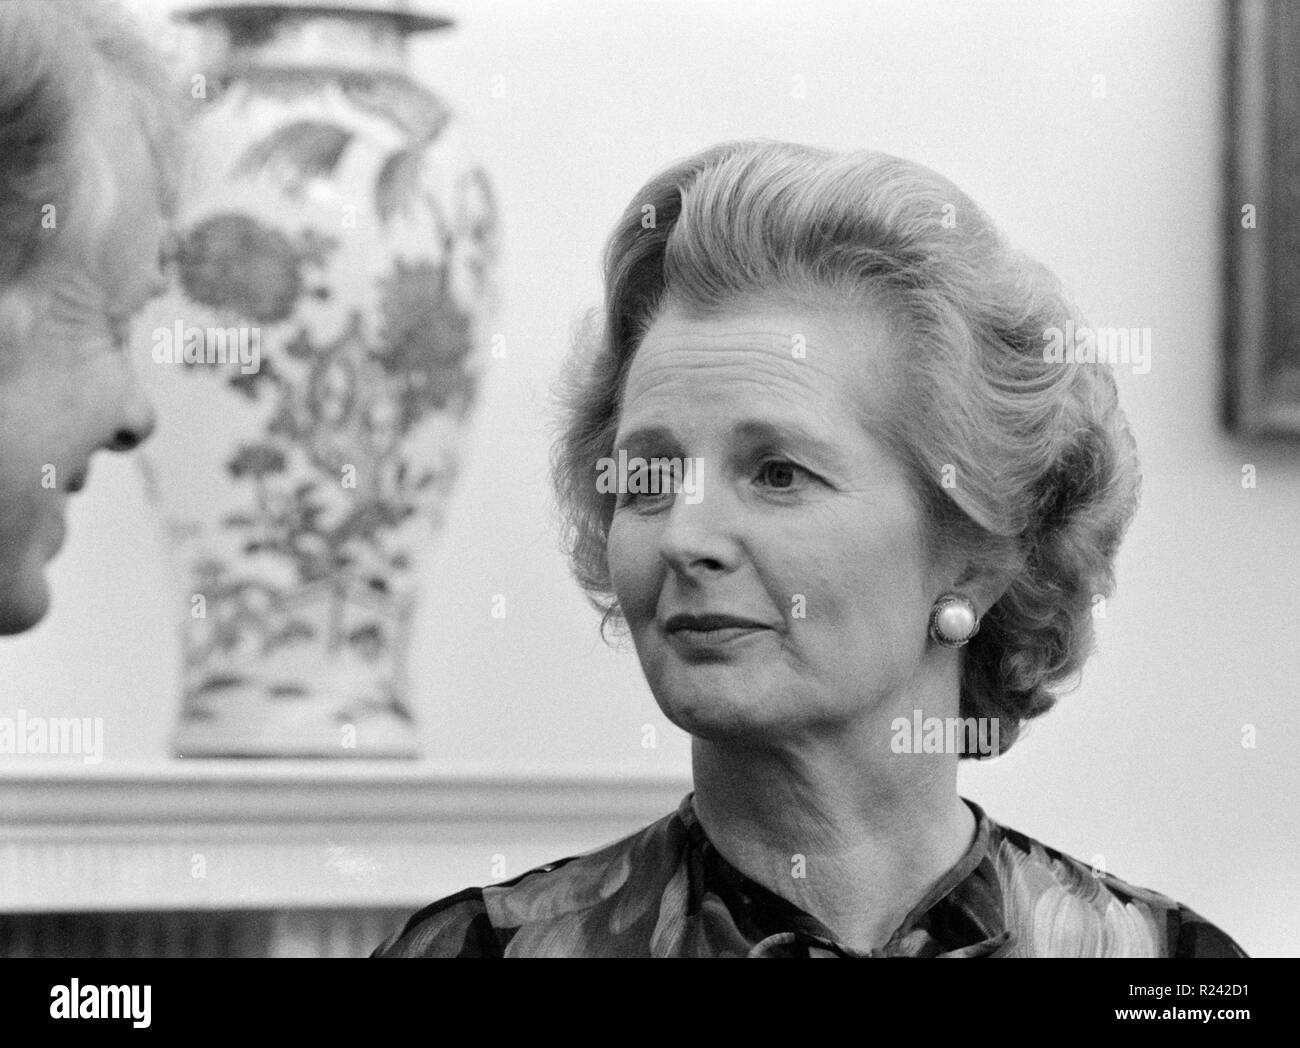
109, 318, 132, 353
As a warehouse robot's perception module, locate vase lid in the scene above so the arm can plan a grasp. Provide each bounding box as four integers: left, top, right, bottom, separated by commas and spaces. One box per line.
176, 0, 453, 33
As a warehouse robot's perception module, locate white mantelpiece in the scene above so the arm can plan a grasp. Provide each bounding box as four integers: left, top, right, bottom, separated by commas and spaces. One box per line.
0, 762, 692, 914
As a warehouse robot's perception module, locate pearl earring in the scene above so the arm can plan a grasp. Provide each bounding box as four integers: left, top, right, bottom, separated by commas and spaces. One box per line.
929, 594, 980, 647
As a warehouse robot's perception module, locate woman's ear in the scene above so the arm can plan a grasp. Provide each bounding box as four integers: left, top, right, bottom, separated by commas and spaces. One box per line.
932, 544, 1022, 618
960, 559, 1021, 617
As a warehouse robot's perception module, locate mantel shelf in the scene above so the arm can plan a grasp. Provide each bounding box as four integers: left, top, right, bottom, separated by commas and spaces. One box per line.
0, 762, 692, 914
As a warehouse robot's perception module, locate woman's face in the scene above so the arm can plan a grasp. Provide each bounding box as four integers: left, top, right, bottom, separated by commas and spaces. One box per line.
608, 297, 945, 744
0, 111, 163, 635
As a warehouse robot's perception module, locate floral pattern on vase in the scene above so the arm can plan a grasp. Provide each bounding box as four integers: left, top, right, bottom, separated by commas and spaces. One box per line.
137, 1, 497, 756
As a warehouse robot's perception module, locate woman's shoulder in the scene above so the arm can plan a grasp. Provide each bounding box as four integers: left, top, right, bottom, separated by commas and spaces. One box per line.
372, 887, 499, 957
984, 814, 1247, 958
371, 797, 1249, 958
372, 805, 688, 958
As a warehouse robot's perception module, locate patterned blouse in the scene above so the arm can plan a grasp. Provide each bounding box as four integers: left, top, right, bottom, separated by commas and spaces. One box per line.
373, 793, 1246, 958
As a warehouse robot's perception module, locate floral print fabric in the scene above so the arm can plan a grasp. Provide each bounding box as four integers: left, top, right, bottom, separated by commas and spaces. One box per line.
374, 793, 1246, 958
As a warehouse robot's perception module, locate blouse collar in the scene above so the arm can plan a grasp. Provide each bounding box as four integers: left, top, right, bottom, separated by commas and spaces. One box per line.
674, 791, 1011, 957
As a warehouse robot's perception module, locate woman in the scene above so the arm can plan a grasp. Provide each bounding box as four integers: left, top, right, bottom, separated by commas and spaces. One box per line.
376, 140, 1245, 957
0, 0, 178, 635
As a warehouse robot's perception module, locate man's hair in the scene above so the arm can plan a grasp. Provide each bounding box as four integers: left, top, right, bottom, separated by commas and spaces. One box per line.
0, 0, 182, 292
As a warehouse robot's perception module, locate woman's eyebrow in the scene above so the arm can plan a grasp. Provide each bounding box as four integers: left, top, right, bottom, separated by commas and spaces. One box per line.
613, 425, 680, 454
615, 420, 848, 464
732, 419, 843, 464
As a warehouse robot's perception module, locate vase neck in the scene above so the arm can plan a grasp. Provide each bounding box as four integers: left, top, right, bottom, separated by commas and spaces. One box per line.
196, 12, 410, 75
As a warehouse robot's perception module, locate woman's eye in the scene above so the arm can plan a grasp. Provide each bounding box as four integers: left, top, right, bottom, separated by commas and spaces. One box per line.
614, 464, 678, 509
615, 490, 674, 510
756, 459, 805, 489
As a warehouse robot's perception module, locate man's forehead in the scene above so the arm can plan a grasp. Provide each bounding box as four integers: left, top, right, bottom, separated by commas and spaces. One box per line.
78, 95, 163, 282
90, 183, 165, 309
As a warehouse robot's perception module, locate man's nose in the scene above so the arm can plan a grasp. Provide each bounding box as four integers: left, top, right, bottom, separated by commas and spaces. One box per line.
105, 375, 156, 452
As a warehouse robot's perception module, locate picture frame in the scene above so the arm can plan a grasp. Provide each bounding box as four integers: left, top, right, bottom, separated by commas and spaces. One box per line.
1224, 0, 1300, 438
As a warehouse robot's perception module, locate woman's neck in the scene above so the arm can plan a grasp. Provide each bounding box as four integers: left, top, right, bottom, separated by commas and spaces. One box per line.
689, 697, 977, 952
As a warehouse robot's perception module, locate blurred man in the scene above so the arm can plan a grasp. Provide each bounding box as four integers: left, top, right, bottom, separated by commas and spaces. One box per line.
0, 0, 179, 633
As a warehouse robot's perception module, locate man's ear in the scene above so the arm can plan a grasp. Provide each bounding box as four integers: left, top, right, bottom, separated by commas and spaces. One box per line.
0, 284, 35, 379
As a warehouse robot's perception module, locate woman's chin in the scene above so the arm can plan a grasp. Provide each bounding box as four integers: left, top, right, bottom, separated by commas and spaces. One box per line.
651, 676, 782, 742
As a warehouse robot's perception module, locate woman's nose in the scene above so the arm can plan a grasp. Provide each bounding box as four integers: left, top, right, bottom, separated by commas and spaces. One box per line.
658, 494, 737, 576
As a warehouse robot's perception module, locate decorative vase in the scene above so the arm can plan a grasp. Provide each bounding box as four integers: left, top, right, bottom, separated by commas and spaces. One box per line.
136, 0, 498, 757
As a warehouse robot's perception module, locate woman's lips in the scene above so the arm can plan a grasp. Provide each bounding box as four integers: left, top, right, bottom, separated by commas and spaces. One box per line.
662, 613, 774, 653
664, 612, 769, 631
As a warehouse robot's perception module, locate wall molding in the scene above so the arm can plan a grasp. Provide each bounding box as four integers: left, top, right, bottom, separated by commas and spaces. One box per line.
0, 762, 692, 914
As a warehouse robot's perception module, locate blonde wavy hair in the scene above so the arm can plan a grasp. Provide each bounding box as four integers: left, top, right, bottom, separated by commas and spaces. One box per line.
552, 139, 1142, 758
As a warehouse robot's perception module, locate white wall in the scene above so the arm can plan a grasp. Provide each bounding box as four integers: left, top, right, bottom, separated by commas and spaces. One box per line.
2, 0, 1295, 955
